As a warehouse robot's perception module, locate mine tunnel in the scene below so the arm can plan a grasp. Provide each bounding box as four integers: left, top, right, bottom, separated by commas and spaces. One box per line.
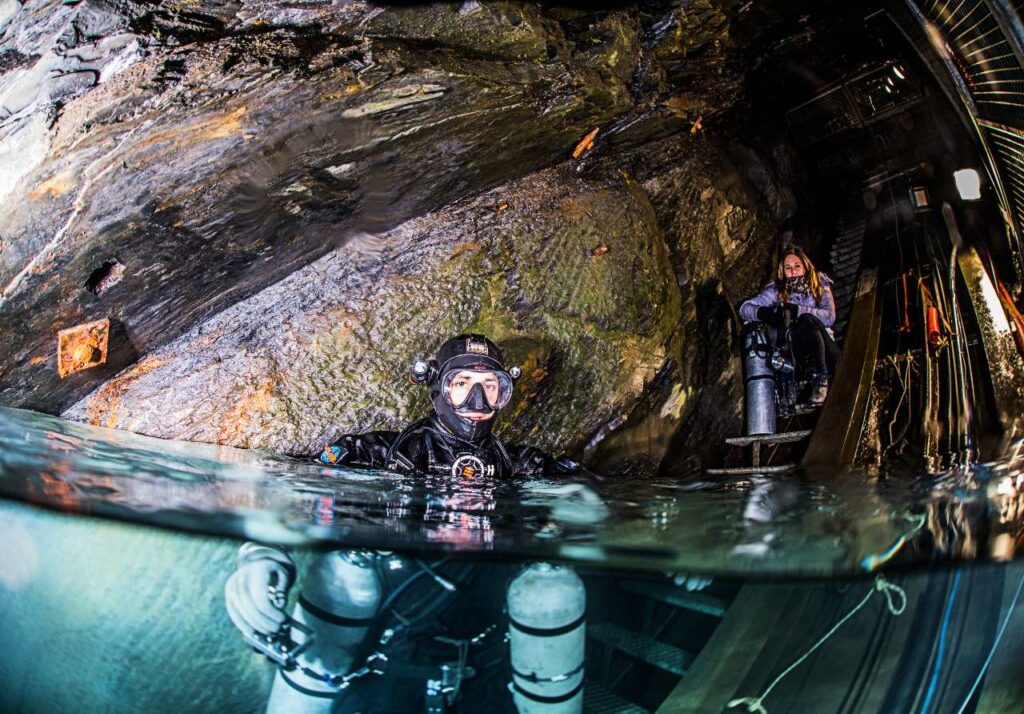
1, 1, 1024, 713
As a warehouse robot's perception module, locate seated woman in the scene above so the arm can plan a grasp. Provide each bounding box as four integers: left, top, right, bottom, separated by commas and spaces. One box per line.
739, 246, 840, 406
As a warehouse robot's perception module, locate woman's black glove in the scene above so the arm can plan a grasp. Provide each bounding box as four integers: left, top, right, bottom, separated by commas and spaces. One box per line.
756, 304, 799, 326
756, 305, 781, 326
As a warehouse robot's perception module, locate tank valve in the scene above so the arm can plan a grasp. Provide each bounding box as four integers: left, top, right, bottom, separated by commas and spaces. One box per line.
770, 351, 795, 374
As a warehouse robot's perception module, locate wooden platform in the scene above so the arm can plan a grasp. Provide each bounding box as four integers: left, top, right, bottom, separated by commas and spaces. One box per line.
724, 430, 812, 447
803, 270, 879, 467
705, 464, 796, 476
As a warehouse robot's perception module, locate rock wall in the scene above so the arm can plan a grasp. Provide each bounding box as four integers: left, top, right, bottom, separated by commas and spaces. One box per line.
0, 1, 793, 469
65, 130, 780, 466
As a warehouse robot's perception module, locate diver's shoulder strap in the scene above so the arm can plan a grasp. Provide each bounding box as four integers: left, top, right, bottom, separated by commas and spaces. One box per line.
488, 435, 514, 477
385, 418, 431, 471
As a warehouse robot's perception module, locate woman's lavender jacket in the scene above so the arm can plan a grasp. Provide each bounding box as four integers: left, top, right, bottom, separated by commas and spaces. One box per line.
738, 274, 837, 335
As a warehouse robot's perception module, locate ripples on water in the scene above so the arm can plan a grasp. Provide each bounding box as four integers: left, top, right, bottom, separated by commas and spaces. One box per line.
1, 406, 1021, 576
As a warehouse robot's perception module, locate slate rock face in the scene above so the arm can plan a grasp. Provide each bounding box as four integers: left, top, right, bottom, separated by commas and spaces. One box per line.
64, 165, 682, 456
1, 1, 787, 468
0, 0, 646, 411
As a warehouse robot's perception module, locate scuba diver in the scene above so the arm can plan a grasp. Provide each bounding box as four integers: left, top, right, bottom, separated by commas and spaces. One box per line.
225, 334, 587, 713
739, 246, 840, 407
316, 334, 580, 479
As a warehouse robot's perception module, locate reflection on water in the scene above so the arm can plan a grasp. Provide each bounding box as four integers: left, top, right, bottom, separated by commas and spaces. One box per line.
2, 407, 1024, 713
0, 405, 1022, 576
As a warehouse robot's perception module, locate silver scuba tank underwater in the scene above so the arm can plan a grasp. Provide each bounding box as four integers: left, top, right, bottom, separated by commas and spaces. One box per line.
506, 563, 586, 713
743, 322, 776, 436
266, 551, 382, 714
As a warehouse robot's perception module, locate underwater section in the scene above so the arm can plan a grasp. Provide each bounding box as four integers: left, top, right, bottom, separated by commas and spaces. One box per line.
3, 474, 1024, 712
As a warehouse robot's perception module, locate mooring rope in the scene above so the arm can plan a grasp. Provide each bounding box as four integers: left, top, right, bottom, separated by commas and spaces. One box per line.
727, 575, 907, 714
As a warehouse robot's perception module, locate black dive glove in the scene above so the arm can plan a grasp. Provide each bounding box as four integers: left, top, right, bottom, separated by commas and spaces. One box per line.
756, 303, 799, 326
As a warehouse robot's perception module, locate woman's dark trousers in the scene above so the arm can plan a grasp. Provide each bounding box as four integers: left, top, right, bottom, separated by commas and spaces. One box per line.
790, 314, 840, 378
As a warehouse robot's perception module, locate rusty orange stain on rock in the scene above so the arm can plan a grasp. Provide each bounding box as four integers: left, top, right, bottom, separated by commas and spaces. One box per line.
506, 349, 548, 421
449, 240, 482, 260
57, 319, 110, 378
134, 106, 248, 154
83, 354, 171, 429
217, 378, 276, 446
198, 106, 248, 141
29, 355, 47, 366
29, 172, 77, 199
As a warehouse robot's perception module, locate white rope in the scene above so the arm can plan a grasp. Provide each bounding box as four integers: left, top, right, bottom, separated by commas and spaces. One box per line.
727, 575, 906, 714
955, 570, 1024, 714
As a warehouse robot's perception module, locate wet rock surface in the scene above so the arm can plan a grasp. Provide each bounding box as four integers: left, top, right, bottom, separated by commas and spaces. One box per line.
64, 165, 682, 455
65, 131, 777, 462
0, 1, 790, 467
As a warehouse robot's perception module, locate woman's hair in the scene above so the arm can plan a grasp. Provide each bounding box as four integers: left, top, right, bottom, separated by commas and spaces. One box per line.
776, 246, 824, 302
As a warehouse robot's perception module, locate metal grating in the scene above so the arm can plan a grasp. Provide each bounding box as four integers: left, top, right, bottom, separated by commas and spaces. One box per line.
787, 63, 922, 146
987, 123, 1024, 207
788, 85, 860, 144
847, 63, 922, 120
909, 0, 1024, 268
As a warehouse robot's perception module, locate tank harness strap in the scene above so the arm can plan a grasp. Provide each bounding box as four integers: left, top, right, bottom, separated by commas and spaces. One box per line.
512, 662, 585, 685
297, 595, 378, 627
424, 430, 445, 472
508, 613, 586, 637
279, 670, 339, 699
511, 680, 584, 704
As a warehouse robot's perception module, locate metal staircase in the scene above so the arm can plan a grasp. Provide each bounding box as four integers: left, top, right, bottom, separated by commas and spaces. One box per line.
581, 576, 737, 712
829, 213, 867, 342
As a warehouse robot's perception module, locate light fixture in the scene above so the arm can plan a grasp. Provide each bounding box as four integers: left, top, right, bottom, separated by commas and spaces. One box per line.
954, 168, 982, 200
893, 64, 906, 80
910, 185, 930, 209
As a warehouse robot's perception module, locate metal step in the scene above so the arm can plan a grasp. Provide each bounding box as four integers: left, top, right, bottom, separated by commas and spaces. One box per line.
584, 680, 650, 714
831, 244, 863, 260
833, 262, 861, 276
588, 623, 696, 677
725, 429, 812, 447
706, 463, 796, 475
618, 580, 728, 617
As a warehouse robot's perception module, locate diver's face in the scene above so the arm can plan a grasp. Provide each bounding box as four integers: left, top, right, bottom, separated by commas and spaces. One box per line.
783, 255, 806, 278
447, 370, 501, 421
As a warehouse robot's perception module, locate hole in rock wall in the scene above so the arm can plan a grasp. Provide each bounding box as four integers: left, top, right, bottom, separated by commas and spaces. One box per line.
84, 260, 125, 295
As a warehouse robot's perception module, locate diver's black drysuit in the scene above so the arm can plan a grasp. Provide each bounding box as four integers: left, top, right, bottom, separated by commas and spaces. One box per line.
319, 413, 579, 480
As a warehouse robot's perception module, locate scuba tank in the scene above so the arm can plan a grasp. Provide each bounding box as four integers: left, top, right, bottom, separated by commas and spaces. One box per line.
266, 551, 382, 714
507, 564, 586, 713
743, 323, 777, 436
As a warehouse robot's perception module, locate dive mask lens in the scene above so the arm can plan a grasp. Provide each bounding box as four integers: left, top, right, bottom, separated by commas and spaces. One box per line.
442, 369, 514, 410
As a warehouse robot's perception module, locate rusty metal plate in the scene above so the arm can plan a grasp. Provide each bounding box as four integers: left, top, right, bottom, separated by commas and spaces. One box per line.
57, 318, 109, 379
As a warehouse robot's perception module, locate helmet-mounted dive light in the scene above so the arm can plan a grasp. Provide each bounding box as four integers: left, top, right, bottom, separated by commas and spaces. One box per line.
409, 358, 437, 385
409, 358, 521, 385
